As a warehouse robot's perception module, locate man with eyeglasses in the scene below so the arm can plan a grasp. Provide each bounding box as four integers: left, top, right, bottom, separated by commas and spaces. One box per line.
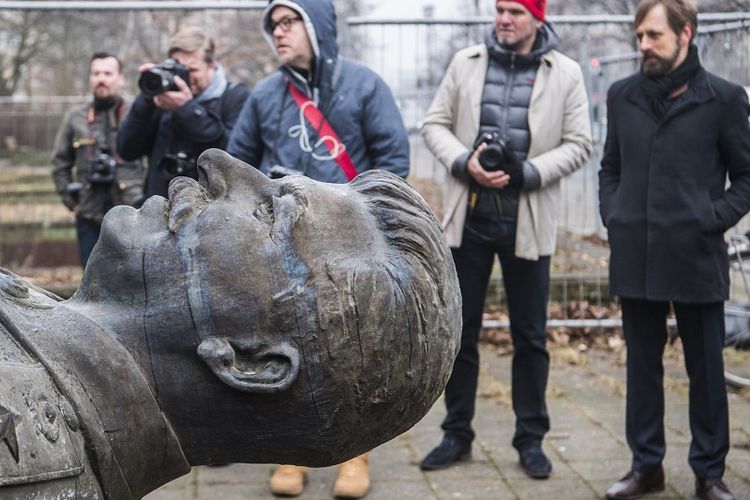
227, 1, 409, 498
227, 0, 408, 184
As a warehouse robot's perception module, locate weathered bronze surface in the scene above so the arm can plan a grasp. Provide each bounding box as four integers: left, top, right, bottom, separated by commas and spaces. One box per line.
0, 149, 461, 499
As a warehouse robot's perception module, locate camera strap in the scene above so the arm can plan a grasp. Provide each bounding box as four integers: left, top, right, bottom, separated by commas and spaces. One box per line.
285, 79, 358, 181
86, 100, 124, 162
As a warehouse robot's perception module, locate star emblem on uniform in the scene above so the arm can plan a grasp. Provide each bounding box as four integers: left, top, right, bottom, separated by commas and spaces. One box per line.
0, 404, 19, 463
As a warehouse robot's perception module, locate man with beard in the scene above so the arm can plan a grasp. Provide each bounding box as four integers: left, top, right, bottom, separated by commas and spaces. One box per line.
599, 1, 750, 499
419, 0, 591, 479
52, 52, 145, 267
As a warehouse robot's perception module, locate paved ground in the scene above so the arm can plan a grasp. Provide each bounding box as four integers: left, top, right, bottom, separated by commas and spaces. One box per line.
145, 343, 750, 500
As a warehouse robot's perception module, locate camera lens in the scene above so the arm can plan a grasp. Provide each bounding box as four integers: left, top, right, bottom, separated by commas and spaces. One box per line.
138, 70, 170, 97
480, 145, 504, 171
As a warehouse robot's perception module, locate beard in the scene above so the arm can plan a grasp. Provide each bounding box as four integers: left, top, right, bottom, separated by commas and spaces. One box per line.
641, 43, 681, 77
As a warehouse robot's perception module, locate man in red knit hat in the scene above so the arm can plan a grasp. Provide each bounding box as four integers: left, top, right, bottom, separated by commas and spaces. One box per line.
420, 0, 591, 479
514, 0, 546, 21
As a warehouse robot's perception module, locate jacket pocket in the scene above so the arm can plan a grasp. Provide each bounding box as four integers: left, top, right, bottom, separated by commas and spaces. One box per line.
697, 191, 722, 234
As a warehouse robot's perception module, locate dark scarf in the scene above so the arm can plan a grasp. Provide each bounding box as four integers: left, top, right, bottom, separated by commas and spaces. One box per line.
93, 95, 122, 112
639, 44, 701, 118
484, 23, 559, 67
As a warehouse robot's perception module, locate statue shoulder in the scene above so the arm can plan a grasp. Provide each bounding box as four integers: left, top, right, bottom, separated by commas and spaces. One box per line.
0, 267, 63, 310
0, 269, 102, 497
0, 351, 102, 497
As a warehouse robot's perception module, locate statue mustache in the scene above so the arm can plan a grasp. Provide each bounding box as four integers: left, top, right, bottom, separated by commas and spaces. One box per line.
167, 177, 208, 234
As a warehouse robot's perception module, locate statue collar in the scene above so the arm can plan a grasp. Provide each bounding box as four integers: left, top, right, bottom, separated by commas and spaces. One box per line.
0, 269, 190, 498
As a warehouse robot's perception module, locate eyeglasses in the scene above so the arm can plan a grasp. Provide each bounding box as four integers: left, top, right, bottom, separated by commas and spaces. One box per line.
268, 15, 302, 33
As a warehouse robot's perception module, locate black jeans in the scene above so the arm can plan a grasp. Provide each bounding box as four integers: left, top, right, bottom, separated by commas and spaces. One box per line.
442, 220, 551, 450
621, 299, 729, 479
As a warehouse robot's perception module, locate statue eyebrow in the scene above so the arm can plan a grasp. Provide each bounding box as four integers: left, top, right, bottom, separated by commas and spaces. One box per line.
278, 181, 309, 209
270, 193, 304, 244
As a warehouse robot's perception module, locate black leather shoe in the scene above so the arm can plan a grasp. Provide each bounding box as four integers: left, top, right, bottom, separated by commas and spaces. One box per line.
605, 467, 664, 499
419, 436, 471, 470
695, 477, 735, 500
518, 445, 552, 479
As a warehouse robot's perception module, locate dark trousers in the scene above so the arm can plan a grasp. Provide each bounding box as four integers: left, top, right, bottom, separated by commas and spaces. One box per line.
621, 299, 729, 479
75, 216, 101, 268
442, 221, 551, 450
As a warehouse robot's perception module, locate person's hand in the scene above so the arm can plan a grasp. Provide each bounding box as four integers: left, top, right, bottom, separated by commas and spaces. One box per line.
61, 193, 78, 212
501, 146, 524, 188
138, 62, 156, 73
466, 143, 510, 189
153, 75, 193, 111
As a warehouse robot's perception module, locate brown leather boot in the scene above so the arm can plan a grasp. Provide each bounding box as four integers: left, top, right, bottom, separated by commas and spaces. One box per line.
269, 464, 308, 497
333, 453, 370, 499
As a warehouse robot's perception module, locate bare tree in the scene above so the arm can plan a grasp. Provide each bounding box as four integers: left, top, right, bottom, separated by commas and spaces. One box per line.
0, 11, 51, 96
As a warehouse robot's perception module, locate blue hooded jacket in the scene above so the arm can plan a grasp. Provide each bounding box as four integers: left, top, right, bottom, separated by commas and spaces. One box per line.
227, 0, 409, 182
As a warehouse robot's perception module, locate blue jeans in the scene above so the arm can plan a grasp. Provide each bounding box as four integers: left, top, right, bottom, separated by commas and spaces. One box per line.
442, 219, 551, 450
75, 216, 101, 268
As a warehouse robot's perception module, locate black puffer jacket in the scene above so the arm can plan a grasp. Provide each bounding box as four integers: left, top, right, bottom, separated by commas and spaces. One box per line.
466, 25, 557, 222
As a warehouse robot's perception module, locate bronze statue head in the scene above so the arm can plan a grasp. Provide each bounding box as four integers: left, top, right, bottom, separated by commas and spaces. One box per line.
71, 149, 461, 467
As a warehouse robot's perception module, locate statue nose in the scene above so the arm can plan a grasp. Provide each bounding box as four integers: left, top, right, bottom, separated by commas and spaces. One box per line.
197, 149, 273, 199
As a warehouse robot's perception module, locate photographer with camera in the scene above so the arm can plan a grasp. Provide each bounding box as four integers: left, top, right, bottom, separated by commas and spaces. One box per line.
52, 52, 145, 268
117, 26, 249, 198
419, 0, 592, 478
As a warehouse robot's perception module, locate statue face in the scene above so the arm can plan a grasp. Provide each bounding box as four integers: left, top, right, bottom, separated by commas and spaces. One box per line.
87, 149, 384, 393
75, 149, 461, 467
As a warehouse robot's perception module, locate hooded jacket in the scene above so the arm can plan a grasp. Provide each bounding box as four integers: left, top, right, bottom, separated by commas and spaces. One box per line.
227, 0, 409, 182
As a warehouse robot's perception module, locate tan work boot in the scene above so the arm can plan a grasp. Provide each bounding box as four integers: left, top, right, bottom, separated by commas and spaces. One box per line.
333, 453, 370, 498
269, 464, 308, 497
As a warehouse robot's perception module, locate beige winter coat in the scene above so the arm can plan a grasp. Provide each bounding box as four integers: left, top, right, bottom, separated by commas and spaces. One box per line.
422, 43, 592, 259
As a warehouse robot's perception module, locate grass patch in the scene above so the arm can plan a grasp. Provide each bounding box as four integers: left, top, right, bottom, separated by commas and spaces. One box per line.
0, 224, 75, 243
0, 150, 51, 167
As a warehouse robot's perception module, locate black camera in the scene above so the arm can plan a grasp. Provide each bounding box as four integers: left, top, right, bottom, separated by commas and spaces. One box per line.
88, 151, 117, 184
160, 152, 197, 178
268, 165, 301, 179
138, 59, 190, 97
474, 132, 510, 172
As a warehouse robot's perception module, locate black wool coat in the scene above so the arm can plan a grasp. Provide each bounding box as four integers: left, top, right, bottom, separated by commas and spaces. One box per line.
599, 68, 750, 303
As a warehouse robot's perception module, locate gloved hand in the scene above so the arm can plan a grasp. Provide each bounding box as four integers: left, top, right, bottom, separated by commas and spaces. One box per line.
61, 192, 78, 212
501, 146, 524, 188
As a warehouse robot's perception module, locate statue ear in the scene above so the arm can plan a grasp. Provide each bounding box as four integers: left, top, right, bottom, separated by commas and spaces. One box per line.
197, 338, 300, 394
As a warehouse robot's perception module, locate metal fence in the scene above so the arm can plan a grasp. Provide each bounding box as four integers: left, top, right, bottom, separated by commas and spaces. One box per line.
0, 96, 84, 153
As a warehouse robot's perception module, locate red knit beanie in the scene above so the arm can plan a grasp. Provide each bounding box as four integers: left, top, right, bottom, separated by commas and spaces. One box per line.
500, 0, 546, 21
